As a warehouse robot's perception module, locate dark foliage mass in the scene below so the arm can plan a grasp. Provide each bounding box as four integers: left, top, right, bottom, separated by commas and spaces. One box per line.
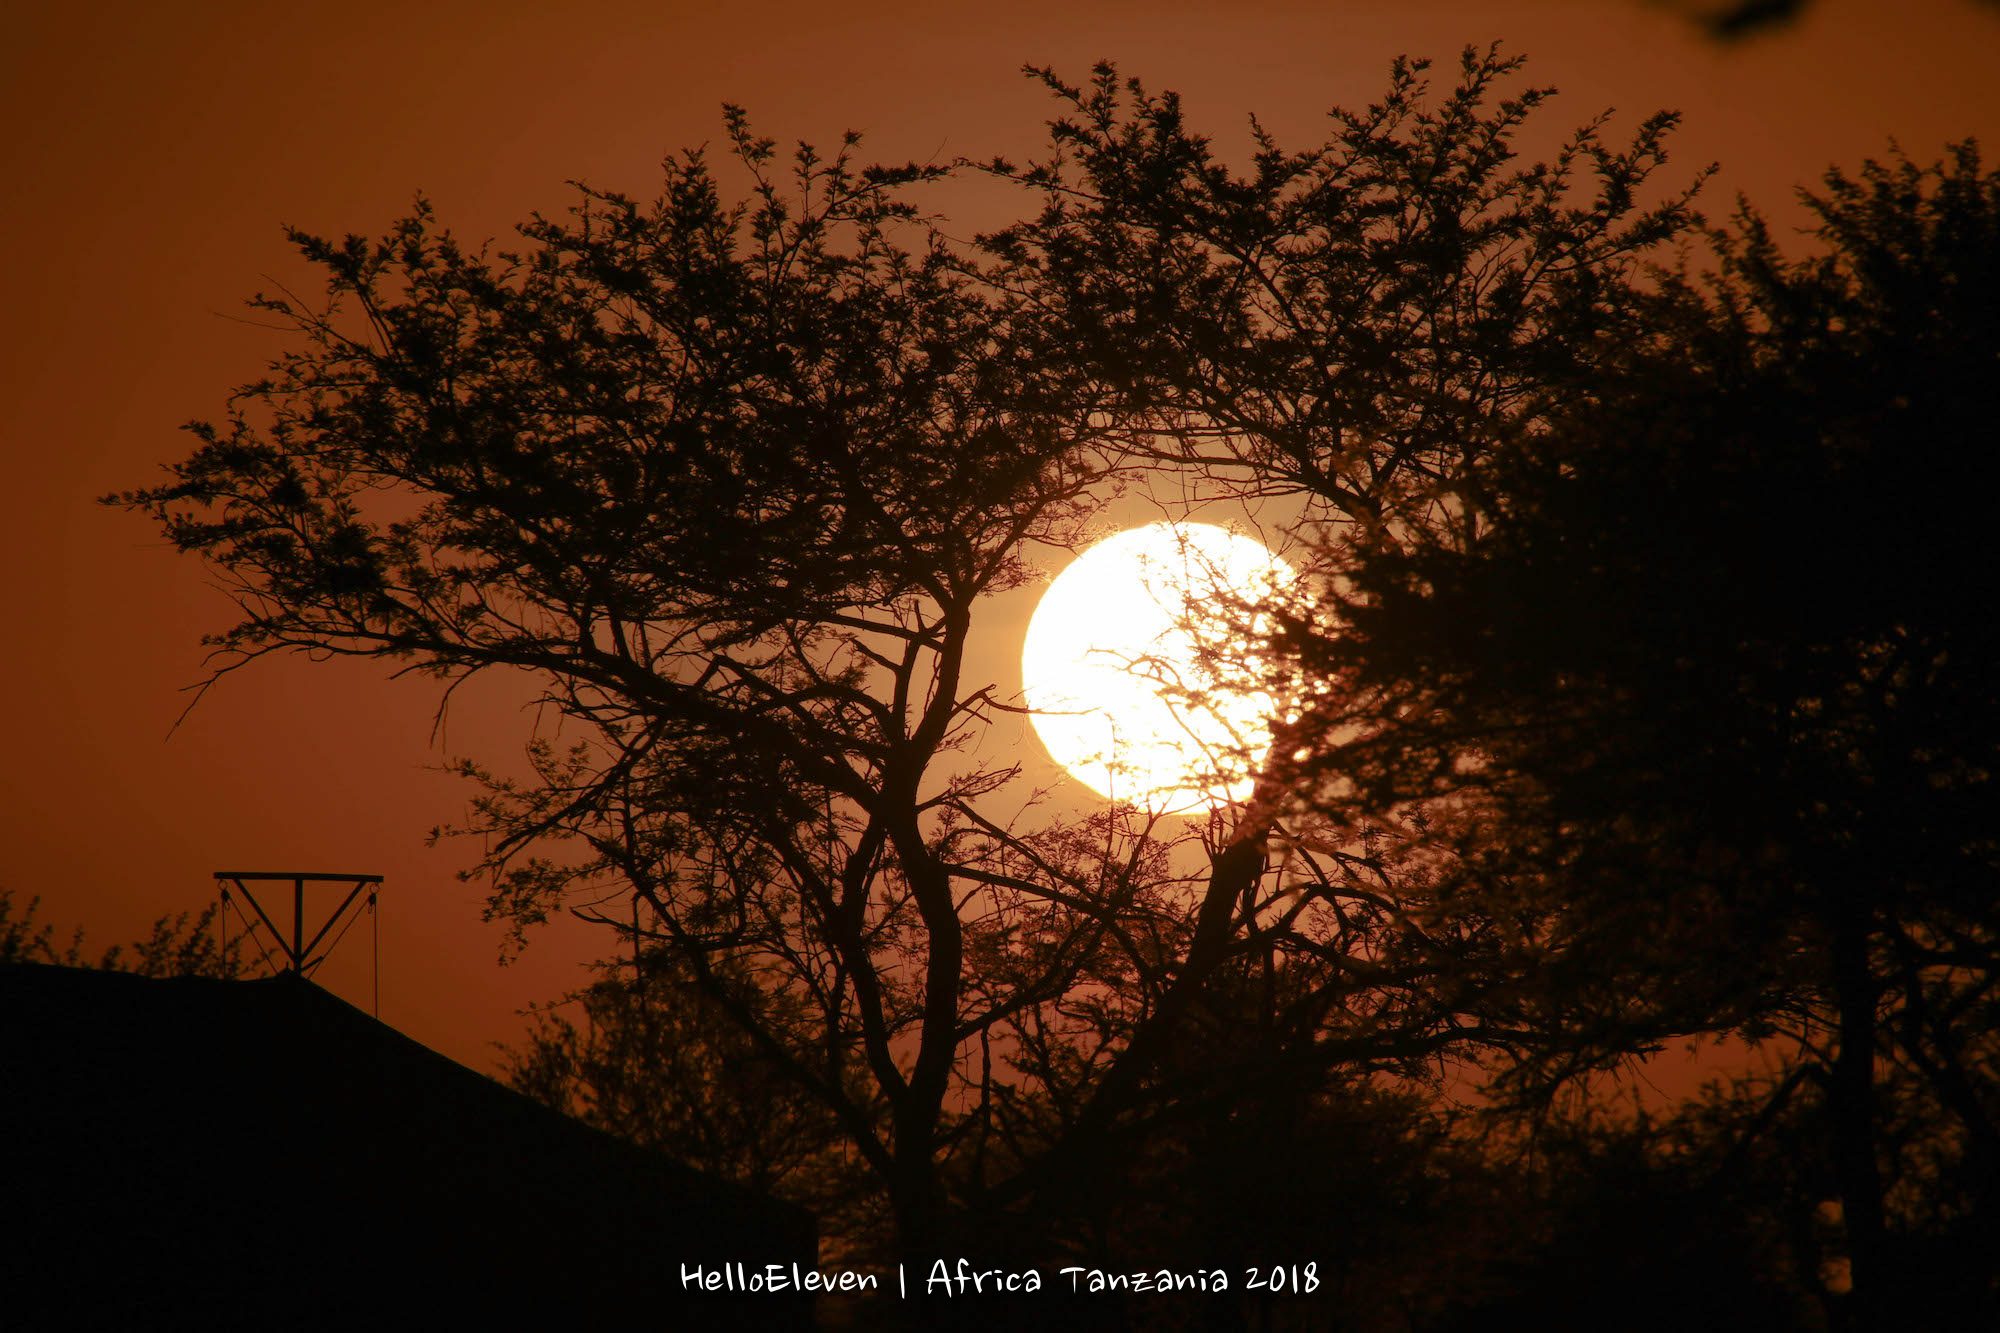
1283, 145, 2000, 1325
0, 887, 242, 978
115, 47, 1997, 1329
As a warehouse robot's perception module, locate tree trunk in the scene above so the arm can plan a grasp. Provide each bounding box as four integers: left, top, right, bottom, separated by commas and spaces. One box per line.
1827, 900, 1888, 1328
983, 834, 1268, 1219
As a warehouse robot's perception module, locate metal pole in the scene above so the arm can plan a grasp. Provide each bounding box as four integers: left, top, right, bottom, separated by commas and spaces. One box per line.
293, 877, 305, 973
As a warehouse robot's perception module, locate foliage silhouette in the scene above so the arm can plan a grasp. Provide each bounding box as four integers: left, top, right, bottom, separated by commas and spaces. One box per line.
977, 35, 1712, 1098
981, 47, 1704, 532
121, 53, 1745, 1296
0, 887, 243, 977
1260, 143, 2000, 1325
503, 943, 869, 1242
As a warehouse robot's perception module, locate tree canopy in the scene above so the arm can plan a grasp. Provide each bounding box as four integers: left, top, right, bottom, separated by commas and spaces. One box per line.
115, 45, 2000, 1326
1274, 142, 2000, 1322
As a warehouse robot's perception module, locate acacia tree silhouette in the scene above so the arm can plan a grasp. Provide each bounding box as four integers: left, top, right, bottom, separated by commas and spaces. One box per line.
1248, 145, 2000, 1324
118, 55, 1709, 1278
985, 53, 2000, 1322
977, 39, 1707, 1061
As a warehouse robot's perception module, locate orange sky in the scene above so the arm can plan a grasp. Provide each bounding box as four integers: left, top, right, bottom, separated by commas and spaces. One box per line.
5, 0, 1997, 1074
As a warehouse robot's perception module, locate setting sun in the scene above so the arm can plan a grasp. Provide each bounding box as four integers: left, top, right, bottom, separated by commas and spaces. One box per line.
1022, 522, 1296, 814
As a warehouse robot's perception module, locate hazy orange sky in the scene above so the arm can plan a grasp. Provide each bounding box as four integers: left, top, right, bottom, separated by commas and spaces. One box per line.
5, 0, 1997, 1074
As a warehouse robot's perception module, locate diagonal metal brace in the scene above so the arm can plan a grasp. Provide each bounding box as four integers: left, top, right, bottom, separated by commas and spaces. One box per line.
214, 872, 384, 975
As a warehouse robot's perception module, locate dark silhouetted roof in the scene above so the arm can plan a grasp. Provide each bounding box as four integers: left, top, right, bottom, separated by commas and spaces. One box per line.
0, 963, 813, 1330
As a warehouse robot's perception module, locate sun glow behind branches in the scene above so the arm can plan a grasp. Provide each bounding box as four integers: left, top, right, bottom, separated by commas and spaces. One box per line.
1022, 523, 1298, 816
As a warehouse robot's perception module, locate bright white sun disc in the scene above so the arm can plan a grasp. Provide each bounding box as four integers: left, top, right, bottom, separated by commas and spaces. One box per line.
1022, 523, 1295, 814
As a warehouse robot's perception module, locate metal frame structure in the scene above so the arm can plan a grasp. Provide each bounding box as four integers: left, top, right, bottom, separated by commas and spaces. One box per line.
214, 871, 383, 976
